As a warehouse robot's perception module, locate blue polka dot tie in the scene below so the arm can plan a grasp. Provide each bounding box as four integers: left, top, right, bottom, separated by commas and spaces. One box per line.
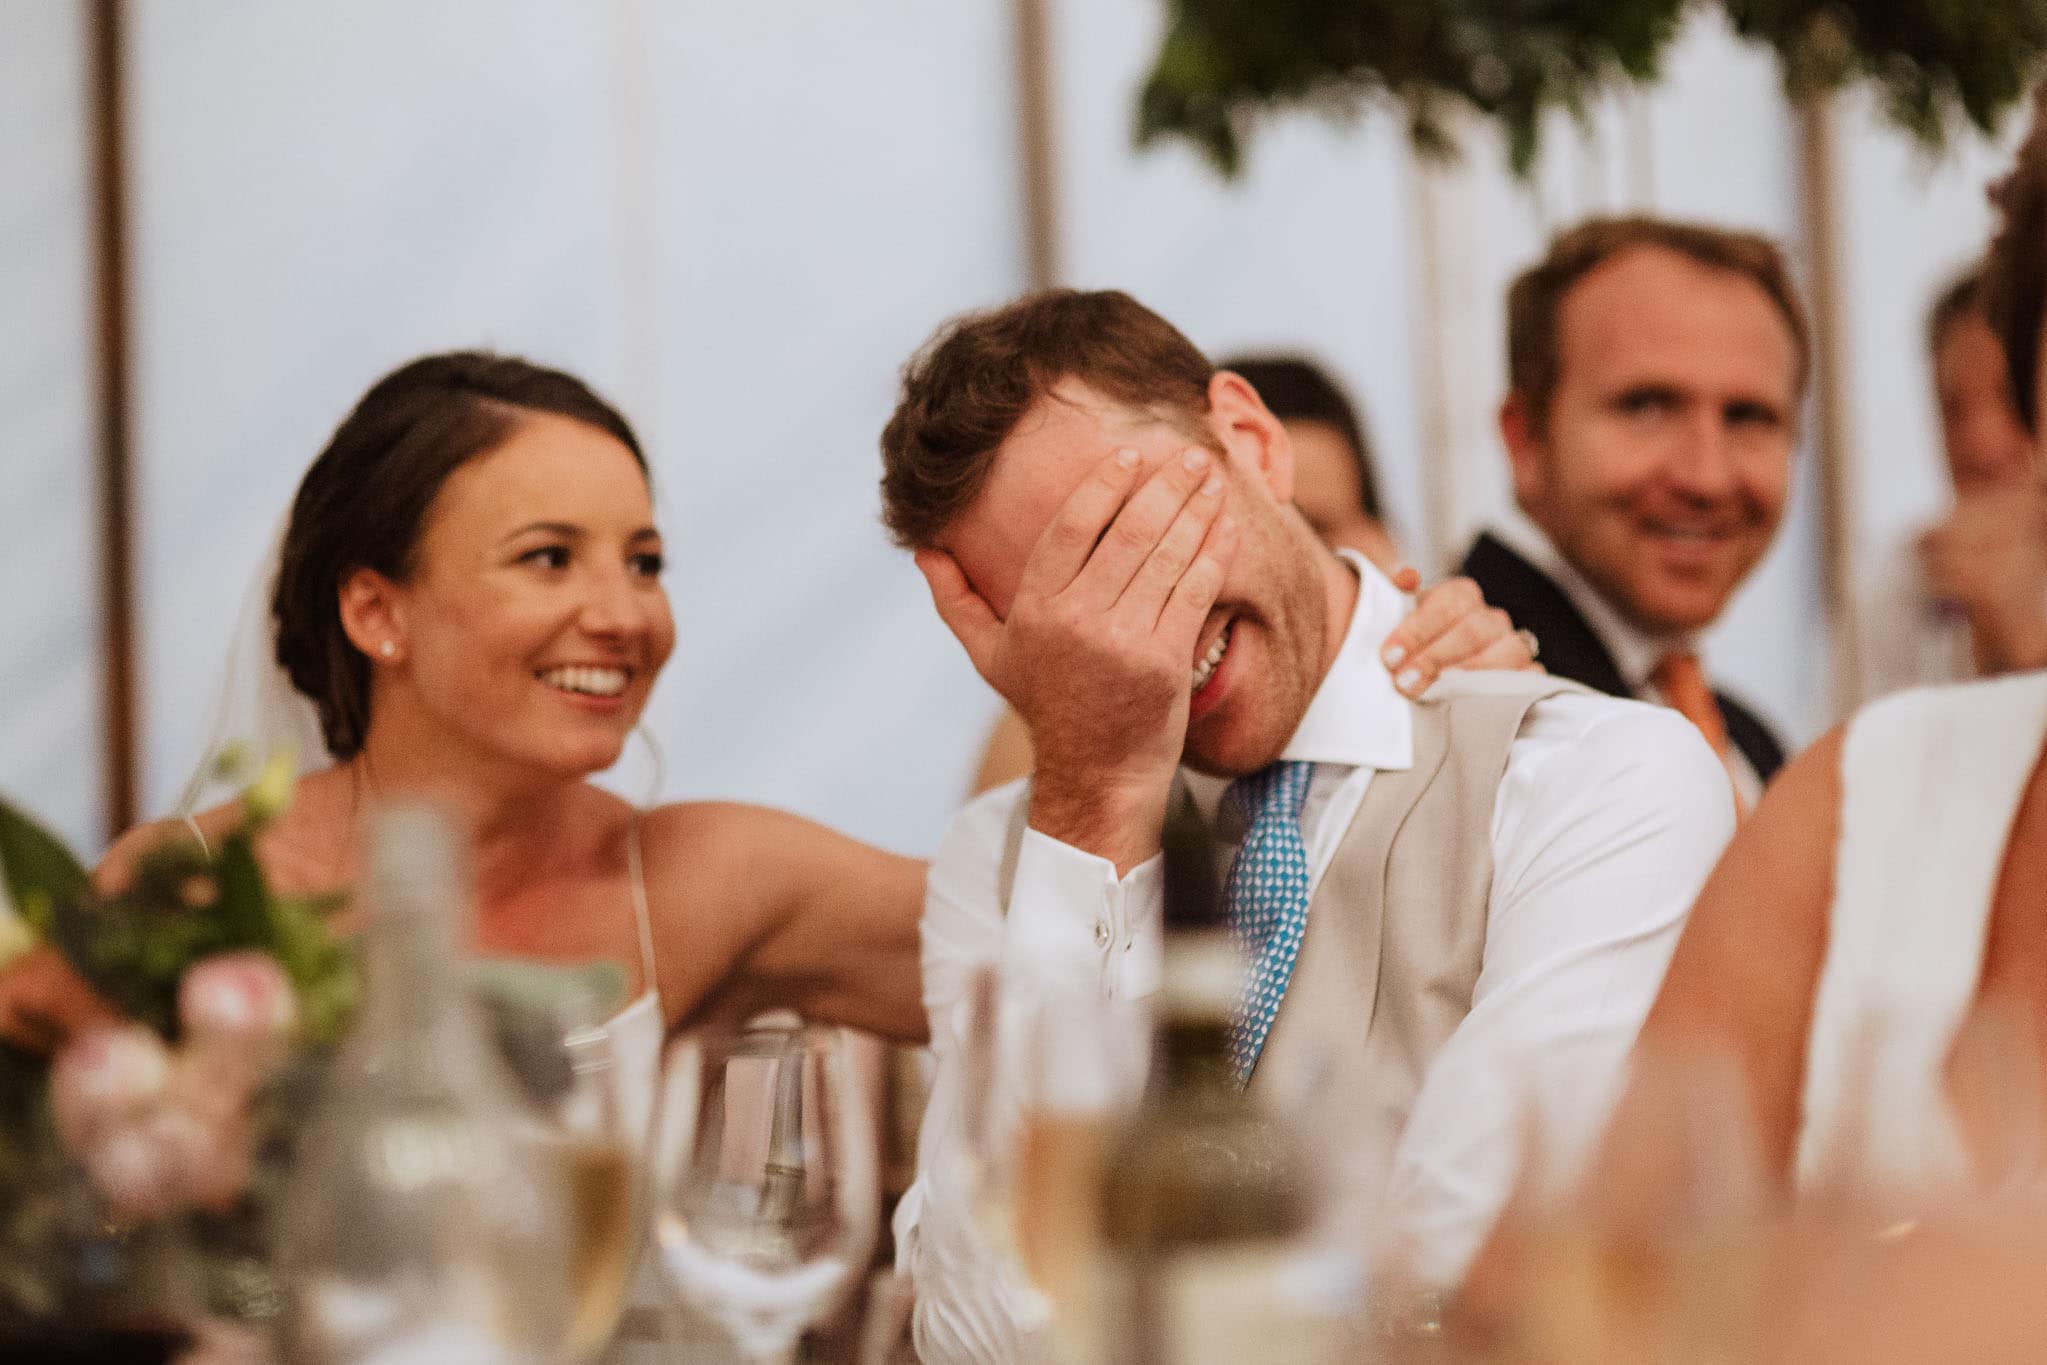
1222, 760, 1315, 1081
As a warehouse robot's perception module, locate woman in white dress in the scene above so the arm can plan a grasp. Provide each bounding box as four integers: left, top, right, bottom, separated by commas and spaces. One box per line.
2, 352, 930, 1056
1634, 99, 2047, 1195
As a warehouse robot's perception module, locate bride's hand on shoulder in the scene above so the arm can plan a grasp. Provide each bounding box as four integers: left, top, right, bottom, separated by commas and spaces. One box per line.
637, 801, 927, 1043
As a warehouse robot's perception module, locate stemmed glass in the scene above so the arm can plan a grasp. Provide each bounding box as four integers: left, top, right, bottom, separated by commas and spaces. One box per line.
526, 1007, 643, 1364
651, 1016, 878, 1362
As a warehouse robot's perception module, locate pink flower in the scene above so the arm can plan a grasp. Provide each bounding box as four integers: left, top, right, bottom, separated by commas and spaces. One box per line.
85, 1126, 183, 1224
178, 951, 298, 1083
50, 1025, 173, 1155
148, 1104, 252, 1213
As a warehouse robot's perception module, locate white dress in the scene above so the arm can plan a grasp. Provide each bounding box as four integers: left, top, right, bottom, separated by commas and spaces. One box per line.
603, 820, 673, 1364
1795, 671, 2047, 1194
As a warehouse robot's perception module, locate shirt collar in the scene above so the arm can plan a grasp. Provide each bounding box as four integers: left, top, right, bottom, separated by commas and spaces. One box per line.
1184, 547, 1413, 816
1492, 513, 1696, 693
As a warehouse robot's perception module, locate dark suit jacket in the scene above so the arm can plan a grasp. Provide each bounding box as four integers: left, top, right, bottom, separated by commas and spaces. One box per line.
1458, 531, 1787, 783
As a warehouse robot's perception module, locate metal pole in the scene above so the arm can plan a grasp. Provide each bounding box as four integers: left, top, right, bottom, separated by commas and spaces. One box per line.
1013, 0, 1062, 289
86, 0, 138, 839
1794, 92, 1865, 717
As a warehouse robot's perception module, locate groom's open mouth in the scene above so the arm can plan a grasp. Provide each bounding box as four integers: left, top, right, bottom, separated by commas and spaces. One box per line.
1189, 617, 1236, 719
537, 665, 632, 699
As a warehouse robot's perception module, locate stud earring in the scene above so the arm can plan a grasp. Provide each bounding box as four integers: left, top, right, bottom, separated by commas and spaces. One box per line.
379, 641, 395, 659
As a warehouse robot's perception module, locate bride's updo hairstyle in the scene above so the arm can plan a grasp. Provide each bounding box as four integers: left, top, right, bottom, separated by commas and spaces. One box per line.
274, 351, 647, 759
1985, 83, 2047, 434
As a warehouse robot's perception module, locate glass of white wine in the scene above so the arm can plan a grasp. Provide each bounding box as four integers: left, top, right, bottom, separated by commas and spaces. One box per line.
1007, 980, 1144, 1363
528, 999, 642, 1364
651, 1016, 878, 1363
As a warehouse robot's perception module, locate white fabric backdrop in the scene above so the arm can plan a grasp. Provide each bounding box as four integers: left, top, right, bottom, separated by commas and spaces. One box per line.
0, 1, 2023, 855
0, 2, 101, 852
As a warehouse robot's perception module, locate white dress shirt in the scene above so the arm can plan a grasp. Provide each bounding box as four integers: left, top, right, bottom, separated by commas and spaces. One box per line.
1492, 517, 1765, 807
896, 552, 1735, 1362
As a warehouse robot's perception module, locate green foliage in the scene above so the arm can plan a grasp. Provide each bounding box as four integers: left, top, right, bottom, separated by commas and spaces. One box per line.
49, 824, 356, 1046
1726, 0, 2047, 139
1138, 0, 2047, 178
1139, 0, 1684, 176
0, 778, 357, 1334
0, 799, 89, 938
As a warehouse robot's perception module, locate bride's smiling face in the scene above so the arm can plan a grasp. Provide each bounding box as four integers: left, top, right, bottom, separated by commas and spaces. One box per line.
373, 412, 675, 776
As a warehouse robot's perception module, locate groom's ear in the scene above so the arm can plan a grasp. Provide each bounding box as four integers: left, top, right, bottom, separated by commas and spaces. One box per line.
338, 567, 406, 663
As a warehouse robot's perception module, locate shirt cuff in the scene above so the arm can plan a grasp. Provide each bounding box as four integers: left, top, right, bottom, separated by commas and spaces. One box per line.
1004, 828, 1162, 1004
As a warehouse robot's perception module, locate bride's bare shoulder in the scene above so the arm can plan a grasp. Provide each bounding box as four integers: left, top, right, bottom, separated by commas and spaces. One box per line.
637, 799, 769, 863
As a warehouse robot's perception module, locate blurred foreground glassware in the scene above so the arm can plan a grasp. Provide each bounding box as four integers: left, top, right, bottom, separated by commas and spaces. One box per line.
278, 803, 570, 1365
534, 993, 641, 1363
1470, 1039, 1772, 1365
652, 1018, 876, 1362
996, 960, 1172, 1365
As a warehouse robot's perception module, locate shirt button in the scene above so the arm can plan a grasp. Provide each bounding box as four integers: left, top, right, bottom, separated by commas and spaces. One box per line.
1093, 920, 1112, 949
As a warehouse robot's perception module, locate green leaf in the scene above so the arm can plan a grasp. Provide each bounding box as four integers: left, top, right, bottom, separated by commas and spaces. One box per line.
0, 799, 88, 937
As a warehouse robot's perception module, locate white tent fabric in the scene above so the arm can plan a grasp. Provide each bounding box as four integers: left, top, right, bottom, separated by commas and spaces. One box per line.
0, 0, 2022, 857
0, 4, 101, 853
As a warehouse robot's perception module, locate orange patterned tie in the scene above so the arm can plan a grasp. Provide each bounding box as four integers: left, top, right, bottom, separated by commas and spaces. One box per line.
1649, 651, 1747, 815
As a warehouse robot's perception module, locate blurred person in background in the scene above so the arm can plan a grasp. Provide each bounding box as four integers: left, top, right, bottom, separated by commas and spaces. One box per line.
882, 289, 1732, 1359
969, 352, 1528, 794
1459, 216, 1804, 808
1861, 266, 2047, 698
1222, 354, 1400, 567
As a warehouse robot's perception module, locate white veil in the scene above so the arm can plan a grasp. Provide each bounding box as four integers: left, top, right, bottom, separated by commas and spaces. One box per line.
172, 511, 332, 819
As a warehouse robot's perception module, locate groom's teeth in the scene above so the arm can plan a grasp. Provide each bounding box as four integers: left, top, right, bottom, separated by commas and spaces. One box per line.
540, 666, 628, 697
1189, 625, 1232, 693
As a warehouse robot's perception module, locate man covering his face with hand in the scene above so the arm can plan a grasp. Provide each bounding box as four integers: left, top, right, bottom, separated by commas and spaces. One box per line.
881, 288, 1733, 1361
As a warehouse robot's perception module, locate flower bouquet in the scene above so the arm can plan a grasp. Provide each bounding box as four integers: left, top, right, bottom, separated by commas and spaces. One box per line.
0, 753, 356, 1360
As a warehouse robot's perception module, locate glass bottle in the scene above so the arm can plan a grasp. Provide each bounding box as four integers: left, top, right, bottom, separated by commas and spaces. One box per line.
279, 802, 570, 1365
1094, 800, 1319, 1365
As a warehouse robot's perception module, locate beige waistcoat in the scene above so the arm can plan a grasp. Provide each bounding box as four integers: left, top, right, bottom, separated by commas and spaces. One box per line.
1000, 671, 1585, 1179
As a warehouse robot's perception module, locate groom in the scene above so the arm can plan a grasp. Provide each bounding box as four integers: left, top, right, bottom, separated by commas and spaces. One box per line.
880, 288, 1735, 1357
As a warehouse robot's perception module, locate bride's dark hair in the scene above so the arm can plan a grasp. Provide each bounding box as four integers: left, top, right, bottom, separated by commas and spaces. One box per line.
1985, 83, 2047, 434
274, 351, 647, 759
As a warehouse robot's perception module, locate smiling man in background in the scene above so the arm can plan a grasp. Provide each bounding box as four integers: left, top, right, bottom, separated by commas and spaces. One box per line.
1458, 216, 1806, 806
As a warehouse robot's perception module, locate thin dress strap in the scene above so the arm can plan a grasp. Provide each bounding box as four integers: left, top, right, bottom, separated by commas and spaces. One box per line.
626, 816, 661, 1014
182, 814, 212, 858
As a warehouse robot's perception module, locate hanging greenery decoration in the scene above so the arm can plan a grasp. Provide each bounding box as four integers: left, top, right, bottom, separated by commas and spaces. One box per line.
1137, 0, 2047, 179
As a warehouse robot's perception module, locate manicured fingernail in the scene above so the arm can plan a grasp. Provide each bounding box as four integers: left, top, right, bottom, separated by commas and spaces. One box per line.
1396, 668, 1422, 693
1200, 473, 1223, 497
1182, 448, 1210, 472
1382, 644, 1407, 670
1114, 447, 1140, 468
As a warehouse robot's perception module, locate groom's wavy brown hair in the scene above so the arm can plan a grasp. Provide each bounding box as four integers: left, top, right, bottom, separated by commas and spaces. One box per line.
879, 289, 1217, 548
274, 352, 646, 759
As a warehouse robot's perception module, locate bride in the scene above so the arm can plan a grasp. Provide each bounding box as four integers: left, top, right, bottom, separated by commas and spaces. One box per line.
1624, 100, 2047, 1197
0, 349, 1531, 1056
3, 352, 925, 1056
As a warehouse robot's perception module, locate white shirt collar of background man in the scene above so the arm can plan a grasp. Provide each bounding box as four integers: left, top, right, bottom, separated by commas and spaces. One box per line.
1494, 513, 1699, 695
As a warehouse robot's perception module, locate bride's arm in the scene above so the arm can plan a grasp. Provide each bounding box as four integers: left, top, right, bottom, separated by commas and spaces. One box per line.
638, 802, 927, 1043
1631, 726, 1844, 1181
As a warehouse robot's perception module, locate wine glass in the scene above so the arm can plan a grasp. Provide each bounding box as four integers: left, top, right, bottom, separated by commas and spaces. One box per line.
1006, 979, 1144, 1363
526, 1004, 643, 1364
650, 1017, 878, 1362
